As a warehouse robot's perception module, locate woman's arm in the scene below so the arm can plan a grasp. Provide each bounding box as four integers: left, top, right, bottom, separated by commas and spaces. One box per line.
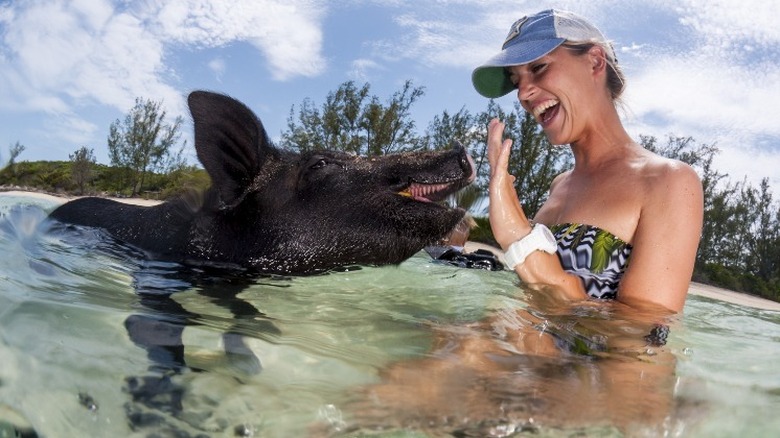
617, 161, 703, 313
486, 119, 589, 301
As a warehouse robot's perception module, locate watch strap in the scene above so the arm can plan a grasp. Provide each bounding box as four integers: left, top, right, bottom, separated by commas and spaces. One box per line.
504, 223, 558, 269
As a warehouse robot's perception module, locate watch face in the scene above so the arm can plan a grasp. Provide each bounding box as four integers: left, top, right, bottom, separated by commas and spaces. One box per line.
540, 224, 556, 243
536, 224, 558, 251
505, 224, 559, 269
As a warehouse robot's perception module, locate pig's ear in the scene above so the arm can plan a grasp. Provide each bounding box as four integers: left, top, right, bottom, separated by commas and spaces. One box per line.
188, 90, 272, 209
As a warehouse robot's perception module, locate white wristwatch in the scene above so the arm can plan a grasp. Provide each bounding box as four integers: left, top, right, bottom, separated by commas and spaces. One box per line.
504, 223, 558, 269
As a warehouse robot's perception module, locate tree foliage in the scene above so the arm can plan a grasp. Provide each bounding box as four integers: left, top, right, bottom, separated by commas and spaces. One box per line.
107, 97, 185, 196
6, 141, 26, 176
421, 106, 477, 152
69, 146, 96, 195
281, 80, 425, 155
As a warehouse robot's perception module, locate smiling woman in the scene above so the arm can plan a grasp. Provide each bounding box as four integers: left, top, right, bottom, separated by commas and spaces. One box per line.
473, 9, 704, 314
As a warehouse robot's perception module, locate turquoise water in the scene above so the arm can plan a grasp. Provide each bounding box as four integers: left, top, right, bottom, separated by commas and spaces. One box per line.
1, 193, 779, 437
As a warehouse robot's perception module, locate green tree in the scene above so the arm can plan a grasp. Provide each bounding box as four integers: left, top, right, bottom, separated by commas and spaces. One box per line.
69, 146, 96, 195
508, 106, 572, 217
281, 80, 425, 155
362, 80, 426, 155
281, 82, 370, 153
107, 97, 183, 196
422, 107, 477, 152
741, 178, 779, 283
7, 141, 25, 176
282, 98, 327, 153
472, 99, 515, 187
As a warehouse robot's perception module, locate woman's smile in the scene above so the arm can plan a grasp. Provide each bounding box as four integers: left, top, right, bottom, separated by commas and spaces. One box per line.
532, 99, 560, 126
538, 101, 560, 128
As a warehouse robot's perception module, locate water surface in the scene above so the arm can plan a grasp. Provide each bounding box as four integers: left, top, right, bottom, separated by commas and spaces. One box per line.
1, 194, 778, 437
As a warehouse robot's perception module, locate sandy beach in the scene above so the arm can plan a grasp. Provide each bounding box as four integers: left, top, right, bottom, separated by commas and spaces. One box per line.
0, 189, 163, 207
4, 189, 779, 312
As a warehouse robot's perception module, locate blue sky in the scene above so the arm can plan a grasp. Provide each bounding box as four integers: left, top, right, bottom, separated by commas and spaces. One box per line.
1, 0, 779, 195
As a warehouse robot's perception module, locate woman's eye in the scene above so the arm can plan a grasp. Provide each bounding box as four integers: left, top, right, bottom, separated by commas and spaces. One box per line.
532, 63, 547, 74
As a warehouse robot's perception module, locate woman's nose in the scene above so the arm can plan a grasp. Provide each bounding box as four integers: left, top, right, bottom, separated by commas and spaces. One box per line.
517, 79, 536, 102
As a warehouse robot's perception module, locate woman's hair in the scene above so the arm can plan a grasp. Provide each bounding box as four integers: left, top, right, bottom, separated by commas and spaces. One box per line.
563, 41, 626, 102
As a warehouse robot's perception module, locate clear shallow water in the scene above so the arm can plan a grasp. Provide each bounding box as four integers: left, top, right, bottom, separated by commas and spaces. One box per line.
0, 194, 778, 437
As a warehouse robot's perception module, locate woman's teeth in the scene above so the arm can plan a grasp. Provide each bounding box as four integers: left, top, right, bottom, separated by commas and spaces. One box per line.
533, 100, 559, 122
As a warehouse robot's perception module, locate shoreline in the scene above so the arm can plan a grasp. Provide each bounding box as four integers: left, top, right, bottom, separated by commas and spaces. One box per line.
0, 188, 163, 207
3, 189, 779, 312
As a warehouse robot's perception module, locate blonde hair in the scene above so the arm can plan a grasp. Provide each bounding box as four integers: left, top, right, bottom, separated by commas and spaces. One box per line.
563, 41, 626, 102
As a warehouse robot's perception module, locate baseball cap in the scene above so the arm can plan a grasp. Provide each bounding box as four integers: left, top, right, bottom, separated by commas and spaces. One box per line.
472, 9, 616, 98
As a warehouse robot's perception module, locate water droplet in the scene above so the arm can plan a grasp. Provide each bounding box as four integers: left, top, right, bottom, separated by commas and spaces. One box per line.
318, 404, 346, 431
489, 423, 517, 436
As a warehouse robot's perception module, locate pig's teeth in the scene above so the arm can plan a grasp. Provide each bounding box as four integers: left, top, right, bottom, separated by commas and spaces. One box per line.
401, 182, 453, 200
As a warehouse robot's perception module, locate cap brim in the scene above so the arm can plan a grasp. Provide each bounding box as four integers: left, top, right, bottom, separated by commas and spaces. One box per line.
472, 38, 565, 98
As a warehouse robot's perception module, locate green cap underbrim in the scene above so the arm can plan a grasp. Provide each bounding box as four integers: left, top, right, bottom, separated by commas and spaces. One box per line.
472, 66, 516, 98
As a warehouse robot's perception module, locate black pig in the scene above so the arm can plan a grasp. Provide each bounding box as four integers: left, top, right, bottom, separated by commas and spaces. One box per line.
50, 91, 475, 274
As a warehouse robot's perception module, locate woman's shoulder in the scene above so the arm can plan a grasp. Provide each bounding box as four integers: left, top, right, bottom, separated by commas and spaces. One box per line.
634, 152, 703, 216
636, 150, 701, 190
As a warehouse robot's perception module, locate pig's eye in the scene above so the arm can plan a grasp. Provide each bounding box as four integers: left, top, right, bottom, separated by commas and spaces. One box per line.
310, 159, 327, 170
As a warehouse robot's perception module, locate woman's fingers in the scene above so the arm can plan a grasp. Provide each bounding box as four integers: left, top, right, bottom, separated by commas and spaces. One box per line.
487, 119, 503, 165
487, 119, 513, 175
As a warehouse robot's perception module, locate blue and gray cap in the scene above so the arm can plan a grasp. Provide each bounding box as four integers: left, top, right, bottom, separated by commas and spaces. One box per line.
472, 9, 616, 98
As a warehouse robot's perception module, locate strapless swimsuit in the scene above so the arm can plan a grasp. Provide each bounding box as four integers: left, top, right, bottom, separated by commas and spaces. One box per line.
551, 223, 633, 300
547, 225, 669, 351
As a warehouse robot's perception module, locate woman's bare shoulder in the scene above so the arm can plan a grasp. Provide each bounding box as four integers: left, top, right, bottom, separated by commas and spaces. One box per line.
638, 151, 701, 190
636, 153, 703, 216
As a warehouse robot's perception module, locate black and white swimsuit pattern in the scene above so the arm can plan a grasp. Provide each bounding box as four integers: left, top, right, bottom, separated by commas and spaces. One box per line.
551, 223, 633, 300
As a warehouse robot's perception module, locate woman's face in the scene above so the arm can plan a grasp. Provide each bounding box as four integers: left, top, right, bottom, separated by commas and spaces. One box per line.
508, 46, 604, 146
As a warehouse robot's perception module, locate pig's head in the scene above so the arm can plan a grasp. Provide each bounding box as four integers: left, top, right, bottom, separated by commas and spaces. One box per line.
188, 91, 475, 274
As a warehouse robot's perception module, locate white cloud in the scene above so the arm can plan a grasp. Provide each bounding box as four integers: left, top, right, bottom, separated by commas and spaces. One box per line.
716, 144, 780, 191
619, 0, 780, 193
141, 0, 326, 80
1, 1, 174, 116
0, 0, 327, 125
44, 113, 99, 146
208, 58, 227, 82
349, 58, 383, 82
625, 53, 780, 138
673, 0, 780, 49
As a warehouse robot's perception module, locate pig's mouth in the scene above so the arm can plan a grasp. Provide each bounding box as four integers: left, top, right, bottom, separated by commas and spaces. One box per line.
396, 180, 467, 204
394, 150, 476, 204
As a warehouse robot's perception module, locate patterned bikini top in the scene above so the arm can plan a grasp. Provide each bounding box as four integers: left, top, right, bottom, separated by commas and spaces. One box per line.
550, 223, 633, 300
